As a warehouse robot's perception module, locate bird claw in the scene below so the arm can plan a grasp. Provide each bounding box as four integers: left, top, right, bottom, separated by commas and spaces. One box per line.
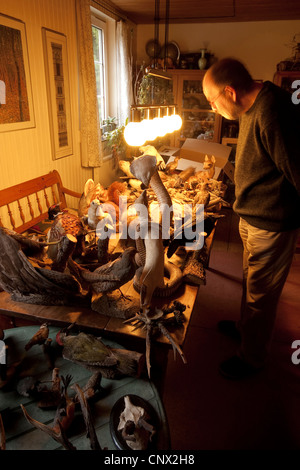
117, 289, 132, 301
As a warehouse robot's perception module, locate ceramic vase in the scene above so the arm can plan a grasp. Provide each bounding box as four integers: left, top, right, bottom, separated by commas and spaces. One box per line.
198, 49, 207, 70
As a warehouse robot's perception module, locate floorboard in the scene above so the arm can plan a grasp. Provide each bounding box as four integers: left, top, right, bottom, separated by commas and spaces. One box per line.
163, 209, 300, 450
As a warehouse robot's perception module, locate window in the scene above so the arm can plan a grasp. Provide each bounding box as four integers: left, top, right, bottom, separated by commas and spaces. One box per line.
91, 11, 117, 132
92, 18, 106, 125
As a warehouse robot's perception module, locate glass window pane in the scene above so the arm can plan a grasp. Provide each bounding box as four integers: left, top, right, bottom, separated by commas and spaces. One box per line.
92, 25, 106, 124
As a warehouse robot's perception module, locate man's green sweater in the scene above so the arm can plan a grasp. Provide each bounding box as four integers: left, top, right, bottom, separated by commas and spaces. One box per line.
233, 81, 300, 231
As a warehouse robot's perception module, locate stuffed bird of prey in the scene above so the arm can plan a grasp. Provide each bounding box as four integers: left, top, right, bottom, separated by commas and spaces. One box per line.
72, 247, 137, 298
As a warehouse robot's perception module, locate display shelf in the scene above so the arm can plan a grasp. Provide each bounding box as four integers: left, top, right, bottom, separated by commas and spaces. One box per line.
273, 70, 300, 93
167, 69, 222, 147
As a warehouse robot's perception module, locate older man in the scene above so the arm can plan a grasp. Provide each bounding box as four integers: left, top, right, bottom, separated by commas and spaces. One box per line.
203, 58, 300, 379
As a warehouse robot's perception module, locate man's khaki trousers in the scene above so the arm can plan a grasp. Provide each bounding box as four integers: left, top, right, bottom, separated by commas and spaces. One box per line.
238, 218, 299, 368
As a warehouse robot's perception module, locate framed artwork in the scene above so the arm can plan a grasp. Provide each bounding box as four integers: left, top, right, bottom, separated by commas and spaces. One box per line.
42, 28, 73, 160
0, 14, 35, 132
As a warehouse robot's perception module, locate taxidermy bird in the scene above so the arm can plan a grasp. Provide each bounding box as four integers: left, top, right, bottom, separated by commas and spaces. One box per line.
56, 331, 143, 379
78, 246, 137, 297
106, 181, 128, 206
167, 214, 216, 258
83, 199, 113, 230
48, 203, 64, 221
24, 323, 49, 351
194, 182, 210, 207
165, 156, 180, 175
48, 204, 84, 234
86, 199, 101, 229
78, 179, 107, 217
96, 204, 114, 231
47, 204, 86, 261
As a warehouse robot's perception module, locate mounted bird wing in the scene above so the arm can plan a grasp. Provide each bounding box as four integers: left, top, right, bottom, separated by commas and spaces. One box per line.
0, 228, 84, 304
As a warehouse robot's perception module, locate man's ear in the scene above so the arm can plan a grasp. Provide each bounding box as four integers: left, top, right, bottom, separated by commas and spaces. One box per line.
224, 85, 237, 102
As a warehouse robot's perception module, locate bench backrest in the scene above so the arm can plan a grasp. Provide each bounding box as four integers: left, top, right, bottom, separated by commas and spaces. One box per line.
0, 170, 81, 233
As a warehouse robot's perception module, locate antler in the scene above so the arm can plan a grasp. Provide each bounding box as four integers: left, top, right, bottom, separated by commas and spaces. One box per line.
73, 383, 102, 450
20, 404, 76, 450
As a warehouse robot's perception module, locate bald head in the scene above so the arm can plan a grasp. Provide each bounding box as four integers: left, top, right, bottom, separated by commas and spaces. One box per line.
202, 58, 260, 119
203, 58, 254, 96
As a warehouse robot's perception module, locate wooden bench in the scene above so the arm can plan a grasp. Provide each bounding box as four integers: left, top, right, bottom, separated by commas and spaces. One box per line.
0, 170, 81, 234
0, 170, 82, 329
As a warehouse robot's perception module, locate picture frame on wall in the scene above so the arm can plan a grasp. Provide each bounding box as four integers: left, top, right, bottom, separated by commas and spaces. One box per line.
42, 28, 73, 160
0, 14, 35, 132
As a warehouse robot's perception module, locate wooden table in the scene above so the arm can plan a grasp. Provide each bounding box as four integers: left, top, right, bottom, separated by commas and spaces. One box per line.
0, 326, 170, 450
0, 227, 213, 390
0, 279, 199, 391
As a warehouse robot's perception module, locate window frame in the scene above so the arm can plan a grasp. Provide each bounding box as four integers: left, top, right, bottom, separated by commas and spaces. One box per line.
91, 15, 108, 127
91, 9, 117, 135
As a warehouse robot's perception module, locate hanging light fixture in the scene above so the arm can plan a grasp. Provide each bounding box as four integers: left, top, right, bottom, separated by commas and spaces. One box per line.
124, 0, 182, 147
124, 104, 182, 147
146, 0, 172, 80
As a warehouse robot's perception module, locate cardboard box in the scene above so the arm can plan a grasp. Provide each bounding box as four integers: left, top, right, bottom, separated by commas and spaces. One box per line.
159, 138, 235, 182
159, 146, 180, 159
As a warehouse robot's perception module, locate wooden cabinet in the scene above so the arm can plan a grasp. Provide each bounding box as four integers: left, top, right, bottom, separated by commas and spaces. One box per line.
221, 118, 239, 140
167, 69, 222, 147
273, 71, 300, 94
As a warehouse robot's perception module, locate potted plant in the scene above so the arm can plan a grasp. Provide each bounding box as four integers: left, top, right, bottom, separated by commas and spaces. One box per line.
103, 118, 132, 168
102, 116, 117, 134
137, 74, 174, 106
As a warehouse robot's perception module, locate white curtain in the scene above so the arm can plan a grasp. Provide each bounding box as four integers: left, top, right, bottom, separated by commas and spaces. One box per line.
116, 20, 134, 127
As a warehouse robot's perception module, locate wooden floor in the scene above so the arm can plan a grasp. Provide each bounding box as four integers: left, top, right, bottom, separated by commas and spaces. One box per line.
162, 208, 300, 450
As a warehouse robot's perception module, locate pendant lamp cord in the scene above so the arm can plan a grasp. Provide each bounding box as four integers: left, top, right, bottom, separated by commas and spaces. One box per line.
154, 0, 160, 69
164, 0, 170, 71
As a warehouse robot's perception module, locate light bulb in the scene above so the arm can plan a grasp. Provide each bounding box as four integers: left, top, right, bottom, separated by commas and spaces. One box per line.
140, 118, 157, 142
124, 122, 146, 146
152, 117, 167, 137
170, 114, 182, 131
162, 115, 174, 134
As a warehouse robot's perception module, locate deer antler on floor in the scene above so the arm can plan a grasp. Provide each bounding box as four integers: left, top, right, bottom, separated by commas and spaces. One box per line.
73, 383, 102, 450
21, 404, 76, 450
21, 373, 76, 450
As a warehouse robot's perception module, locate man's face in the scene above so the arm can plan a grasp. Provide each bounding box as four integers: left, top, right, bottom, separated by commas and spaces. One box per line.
203, 76, 242, 120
